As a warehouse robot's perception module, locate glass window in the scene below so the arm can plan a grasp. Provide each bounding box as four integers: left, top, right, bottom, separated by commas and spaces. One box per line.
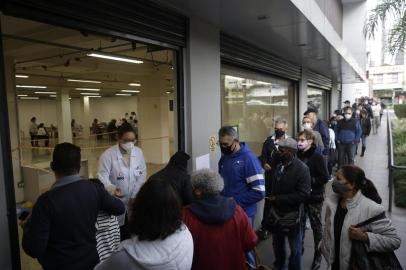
221, 68, 293, 155
374, 74, 384, 84
387, 73, 398, 83
307, 88, 327, 120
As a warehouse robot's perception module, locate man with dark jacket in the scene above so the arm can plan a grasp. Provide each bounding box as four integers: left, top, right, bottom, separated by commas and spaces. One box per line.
257, 119, 288, 239
335, 107, 362, 168
151, 151, 193, 205
21, 143, 125, 270
267, 138, 311, 270
304, 108, 330, 156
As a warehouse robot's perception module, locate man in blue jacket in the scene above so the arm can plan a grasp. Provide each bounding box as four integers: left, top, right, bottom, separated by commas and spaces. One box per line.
335, 107, 362, 168
218, 126, 265, 267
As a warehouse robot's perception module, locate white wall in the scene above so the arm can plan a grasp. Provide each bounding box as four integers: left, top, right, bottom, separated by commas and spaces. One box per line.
186, 17, 221, 170
18, 96, 139, 137
342, 82, 370, 103
343, 1, 367, 70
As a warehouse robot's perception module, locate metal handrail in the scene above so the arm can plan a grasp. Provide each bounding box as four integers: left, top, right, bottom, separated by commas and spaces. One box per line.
386, 110, 406, 212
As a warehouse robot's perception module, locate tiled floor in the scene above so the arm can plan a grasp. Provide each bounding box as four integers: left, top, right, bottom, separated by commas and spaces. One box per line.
256, 113, 406, 269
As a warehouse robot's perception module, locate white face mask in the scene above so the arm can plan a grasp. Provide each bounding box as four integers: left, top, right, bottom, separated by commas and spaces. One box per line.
344, 113, 352, 120
120, 142, 134, 153
302, 123, 312, 130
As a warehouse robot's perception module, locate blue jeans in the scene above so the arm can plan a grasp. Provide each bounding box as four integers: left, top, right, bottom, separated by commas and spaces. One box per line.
272, 222, 304, 270
361, 135, 367, 147
247, 216, 256, 267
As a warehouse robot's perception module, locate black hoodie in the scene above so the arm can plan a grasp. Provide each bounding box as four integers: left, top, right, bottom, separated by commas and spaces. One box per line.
151, 151, 193, 205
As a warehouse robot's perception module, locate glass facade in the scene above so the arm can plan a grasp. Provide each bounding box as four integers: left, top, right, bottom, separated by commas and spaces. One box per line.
307, 87, 328, 120
221, 67, 293, 155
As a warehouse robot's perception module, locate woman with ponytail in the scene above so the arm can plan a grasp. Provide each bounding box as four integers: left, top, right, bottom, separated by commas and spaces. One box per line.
321, 165, 401, 270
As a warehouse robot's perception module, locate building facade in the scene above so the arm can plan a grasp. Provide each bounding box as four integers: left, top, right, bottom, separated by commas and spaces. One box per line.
0, 1, 366, 269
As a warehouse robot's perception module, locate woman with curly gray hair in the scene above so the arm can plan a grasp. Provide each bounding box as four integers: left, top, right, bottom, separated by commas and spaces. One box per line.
182, 169, 257, 270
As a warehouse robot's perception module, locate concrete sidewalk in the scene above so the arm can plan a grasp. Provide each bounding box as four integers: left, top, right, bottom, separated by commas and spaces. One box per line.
256, 113, 406, 269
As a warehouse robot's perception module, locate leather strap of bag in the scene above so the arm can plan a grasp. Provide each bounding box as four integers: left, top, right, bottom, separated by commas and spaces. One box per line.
355, 212, 386, 228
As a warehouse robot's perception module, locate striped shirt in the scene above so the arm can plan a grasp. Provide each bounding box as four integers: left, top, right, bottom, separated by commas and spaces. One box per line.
95, 212, 121, 261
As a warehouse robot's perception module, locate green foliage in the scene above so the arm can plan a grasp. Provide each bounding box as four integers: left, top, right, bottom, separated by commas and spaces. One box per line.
392, 118, 406, 207
394, 104, 406, 118
364, 0, 406, 55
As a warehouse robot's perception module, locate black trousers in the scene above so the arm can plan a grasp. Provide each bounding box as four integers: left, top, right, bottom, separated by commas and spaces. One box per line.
120, 214, 131, 241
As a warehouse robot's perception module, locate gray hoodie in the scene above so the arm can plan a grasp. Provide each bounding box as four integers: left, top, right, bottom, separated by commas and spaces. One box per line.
95, 225, 193, 270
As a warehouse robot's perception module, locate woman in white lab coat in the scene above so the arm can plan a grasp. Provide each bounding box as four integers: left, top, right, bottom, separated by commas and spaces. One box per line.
97, 123, 147, 240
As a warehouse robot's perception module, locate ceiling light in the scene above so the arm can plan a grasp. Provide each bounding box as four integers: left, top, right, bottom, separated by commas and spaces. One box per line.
115, 93, 132, 96
121, 90, 140, 93
75, 88, 100, 91
16, 85, 47, 89
225, 75, 244, 81
67, 79, 101, 84
17, 94, 28, 97
80, 93, 100, 96
35, 91, 57, 94
241, 83, 253, 87
256, 81, 271, 85
50, 95, 57, 98
87, 52, 143, 64
88, 96, 101, 98
16, 74, 29, 78
128, 83, 141, 87
166, 91, 172, 94
20, 97, 39, 100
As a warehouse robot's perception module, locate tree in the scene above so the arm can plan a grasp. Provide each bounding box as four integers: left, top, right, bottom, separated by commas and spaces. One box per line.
364, 0, 406, 55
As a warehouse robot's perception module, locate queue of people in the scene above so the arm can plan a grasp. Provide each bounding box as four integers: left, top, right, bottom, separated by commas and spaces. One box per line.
20, 101, 401, 270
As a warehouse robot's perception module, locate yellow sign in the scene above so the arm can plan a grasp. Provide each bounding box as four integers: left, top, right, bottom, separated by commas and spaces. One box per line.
209, 136, 217, 152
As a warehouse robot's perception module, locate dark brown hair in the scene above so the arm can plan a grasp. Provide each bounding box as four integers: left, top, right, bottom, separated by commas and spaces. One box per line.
129, 177, 182, 241
340, 165, 382, 204
297, 129, 316, 142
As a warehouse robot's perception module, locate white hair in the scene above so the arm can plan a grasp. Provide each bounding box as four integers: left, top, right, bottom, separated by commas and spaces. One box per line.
191, 169, 224, 195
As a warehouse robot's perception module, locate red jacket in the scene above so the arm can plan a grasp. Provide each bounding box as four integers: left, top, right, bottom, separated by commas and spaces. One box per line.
182, 196, 257, 270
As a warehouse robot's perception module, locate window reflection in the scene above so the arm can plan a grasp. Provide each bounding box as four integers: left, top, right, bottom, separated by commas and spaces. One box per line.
307, 88, 327, 120
222, 73, 291, 155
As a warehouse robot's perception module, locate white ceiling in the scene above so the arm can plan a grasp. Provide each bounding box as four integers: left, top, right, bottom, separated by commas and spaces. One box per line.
1, 15, 176, 99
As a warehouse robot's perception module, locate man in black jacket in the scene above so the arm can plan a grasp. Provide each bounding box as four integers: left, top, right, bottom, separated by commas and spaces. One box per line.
22, 143, 125, 270
151, 151, 193, 205
257, 119, 288, 239
267, 138, 311, 270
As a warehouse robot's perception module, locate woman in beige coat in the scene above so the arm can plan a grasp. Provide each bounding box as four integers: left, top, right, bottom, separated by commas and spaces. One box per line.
322, 165, 401, 270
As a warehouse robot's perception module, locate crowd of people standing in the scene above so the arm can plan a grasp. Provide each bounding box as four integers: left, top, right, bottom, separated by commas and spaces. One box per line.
20, 95, 401, 270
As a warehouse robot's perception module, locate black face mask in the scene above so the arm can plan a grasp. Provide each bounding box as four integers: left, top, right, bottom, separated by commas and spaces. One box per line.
274, 129, 285, 138
332, 179, 351, 195
220, 142, 236, 155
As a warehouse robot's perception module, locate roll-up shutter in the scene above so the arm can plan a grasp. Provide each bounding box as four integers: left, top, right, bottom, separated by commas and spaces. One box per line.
308, 70, 332, 90
220, 33, 301, 81
0, 0, 187, 47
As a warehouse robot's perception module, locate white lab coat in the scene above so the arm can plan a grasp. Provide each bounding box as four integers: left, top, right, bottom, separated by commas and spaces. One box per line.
97, 145, 147, 225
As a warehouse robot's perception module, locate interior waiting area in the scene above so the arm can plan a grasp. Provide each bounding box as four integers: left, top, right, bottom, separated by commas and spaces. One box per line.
1, 14, 177, 269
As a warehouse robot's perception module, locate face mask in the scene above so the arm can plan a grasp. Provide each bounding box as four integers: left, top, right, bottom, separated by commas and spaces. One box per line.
344, 114, 352, 120
274, 129, 285, 138
297, 140, 309, 150
120, 142, 134, 153
364, 101, 368, 105
356, 111, 360, 115
302, 123, 312, 130
332, 179, 351, 195
220, 142, 235, 155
